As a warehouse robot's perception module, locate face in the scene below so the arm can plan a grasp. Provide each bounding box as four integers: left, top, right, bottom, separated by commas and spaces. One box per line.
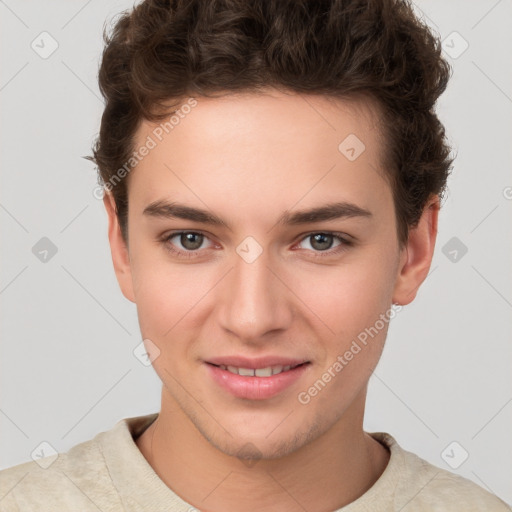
105, 90, 435, 460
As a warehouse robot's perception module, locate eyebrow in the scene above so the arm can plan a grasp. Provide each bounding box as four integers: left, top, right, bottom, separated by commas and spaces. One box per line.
142, 199, 373, 229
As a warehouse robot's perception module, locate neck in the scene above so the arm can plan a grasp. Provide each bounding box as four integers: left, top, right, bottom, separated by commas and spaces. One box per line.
136, 386, 390, 512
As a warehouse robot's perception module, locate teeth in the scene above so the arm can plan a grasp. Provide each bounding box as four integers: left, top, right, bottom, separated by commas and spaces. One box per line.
219, 364, 300, 377
272, 365, 283, 375
255, 367, 273, 377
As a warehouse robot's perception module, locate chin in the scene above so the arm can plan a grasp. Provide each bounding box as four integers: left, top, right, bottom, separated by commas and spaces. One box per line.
197, 416, 326, 462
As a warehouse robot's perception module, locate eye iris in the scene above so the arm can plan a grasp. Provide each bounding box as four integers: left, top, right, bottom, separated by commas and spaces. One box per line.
181, 232, 203, 250
311, 233, 333, 251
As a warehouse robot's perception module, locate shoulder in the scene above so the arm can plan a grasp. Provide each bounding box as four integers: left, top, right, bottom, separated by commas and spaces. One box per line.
373, 432, 512, 511
0, 428, 121, 511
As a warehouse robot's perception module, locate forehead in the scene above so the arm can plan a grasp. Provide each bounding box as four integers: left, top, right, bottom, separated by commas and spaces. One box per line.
128, 90, 390, 223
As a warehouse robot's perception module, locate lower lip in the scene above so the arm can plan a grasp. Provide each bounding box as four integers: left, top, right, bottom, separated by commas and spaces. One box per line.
204, 362, 311, 400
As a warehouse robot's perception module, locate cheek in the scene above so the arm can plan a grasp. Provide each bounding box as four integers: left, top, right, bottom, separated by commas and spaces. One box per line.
290, 257, 395, 338
295, 266, 394, 409
133, 263, 206, 339
131, 262, 205, 382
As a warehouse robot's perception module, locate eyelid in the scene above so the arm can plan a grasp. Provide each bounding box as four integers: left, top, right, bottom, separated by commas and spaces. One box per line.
292, 231, 354, 258
161, 230, 216, 255
293, 229, 355, 245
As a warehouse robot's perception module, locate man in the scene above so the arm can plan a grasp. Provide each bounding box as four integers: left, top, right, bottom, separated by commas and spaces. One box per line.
1, 0, 510, 510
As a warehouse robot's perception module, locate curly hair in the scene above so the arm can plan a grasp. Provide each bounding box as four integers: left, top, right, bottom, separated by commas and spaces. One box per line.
85, 0, 454, 249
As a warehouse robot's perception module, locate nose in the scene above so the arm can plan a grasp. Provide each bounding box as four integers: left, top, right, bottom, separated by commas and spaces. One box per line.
217, 246, 294, 344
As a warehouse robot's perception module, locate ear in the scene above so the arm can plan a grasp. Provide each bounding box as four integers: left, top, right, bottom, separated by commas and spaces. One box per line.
103, 191, 135, 303
392, 195, 440, 306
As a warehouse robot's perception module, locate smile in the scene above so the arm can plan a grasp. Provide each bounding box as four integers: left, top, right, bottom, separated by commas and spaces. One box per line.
205, 362, 311, 400
210, 362, 305, 377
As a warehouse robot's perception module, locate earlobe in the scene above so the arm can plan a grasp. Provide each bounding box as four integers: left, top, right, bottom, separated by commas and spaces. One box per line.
392, 196, 440, 306
103, 191, 136, 303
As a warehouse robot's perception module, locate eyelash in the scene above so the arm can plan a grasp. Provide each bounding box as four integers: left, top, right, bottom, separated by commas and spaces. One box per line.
159, 231, 354, 260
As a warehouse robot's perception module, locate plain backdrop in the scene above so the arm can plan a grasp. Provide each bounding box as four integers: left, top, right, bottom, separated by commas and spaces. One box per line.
1, 0, 511, 506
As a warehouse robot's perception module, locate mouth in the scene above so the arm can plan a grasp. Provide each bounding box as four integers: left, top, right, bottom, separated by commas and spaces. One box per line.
206, 361, 309, 377
204, 361, 311, 400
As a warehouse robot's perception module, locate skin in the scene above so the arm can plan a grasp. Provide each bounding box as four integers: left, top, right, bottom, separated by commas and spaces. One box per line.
103, 89, 439, 512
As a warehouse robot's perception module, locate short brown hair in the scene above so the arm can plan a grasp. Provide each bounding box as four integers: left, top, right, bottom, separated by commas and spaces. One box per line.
86, 0, 454, 249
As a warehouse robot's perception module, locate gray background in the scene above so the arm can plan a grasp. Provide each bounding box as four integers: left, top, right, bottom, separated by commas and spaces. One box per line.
1, 0, 511, 506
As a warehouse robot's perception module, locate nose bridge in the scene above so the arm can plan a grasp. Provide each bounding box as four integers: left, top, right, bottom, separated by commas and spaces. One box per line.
218, 242, 292, 340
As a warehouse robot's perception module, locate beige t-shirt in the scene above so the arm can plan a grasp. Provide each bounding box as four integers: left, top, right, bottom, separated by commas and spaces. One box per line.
0, 413, 510, 511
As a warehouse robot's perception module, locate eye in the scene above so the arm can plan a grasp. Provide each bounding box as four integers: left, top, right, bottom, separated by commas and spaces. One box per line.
295, 232, 353, 257
161, 231, 214, 259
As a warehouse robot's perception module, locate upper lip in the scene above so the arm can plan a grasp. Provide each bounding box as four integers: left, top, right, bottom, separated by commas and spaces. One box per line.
205, 356, 310, 369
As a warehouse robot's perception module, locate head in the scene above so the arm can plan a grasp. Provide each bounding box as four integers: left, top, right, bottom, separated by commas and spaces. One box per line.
87, 0, 453, 459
